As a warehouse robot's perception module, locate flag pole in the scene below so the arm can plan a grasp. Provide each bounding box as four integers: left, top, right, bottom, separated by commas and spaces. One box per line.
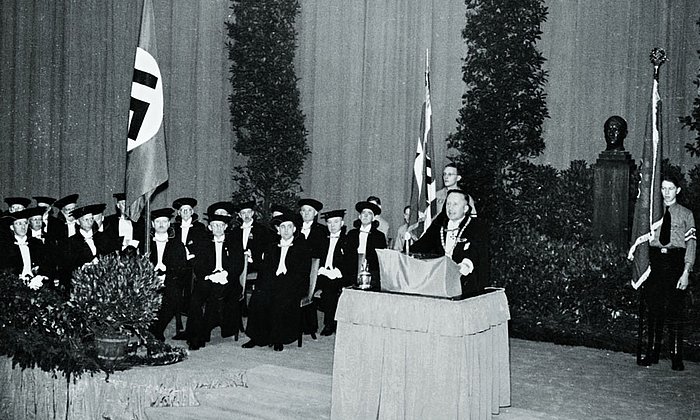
125, 0, 168, 255
144, 198, 151, 256
633, 47, 667, 365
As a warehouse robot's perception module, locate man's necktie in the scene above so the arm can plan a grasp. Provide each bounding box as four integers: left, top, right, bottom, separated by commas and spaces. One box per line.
659, 206, 671, 246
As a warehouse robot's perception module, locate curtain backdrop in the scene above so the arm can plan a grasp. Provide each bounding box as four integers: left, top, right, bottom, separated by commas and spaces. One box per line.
1, 0, 697, 239
296, 0, 699, 237
537, 0, 699, 172
0, 0, 234, 212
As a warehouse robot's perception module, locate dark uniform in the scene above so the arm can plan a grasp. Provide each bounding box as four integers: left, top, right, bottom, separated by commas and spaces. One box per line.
642, 201, 696, 370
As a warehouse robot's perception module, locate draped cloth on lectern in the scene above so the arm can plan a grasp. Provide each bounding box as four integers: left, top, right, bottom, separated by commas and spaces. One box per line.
376, 249, 462, 298
331, 288, 511, 419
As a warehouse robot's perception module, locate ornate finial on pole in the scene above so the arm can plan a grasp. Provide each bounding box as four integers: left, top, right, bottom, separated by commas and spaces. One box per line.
649, 48, 667, 79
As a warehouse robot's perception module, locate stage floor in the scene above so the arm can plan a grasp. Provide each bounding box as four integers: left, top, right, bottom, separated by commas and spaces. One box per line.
2, 316, 699, 419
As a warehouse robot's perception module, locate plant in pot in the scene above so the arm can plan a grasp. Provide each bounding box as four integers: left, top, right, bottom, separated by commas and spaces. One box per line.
69, 253, 162, 367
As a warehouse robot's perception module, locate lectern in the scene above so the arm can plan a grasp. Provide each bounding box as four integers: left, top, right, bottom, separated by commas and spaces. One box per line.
331, 250, 511, 419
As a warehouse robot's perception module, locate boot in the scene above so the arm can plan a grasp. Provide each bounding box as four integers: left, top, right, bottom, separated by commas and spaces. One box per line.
639, 318, 661, 366
670, 328, 685, 371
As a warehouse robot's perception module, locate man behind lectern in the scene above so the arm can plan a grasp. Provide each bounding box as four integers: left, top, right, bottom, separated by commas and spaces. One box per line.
410, 189, 489, 297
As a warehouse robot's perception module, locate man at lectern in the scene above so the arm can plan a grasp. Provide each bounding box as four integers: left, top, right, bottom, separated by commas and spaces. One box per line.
410, 189, 489, 297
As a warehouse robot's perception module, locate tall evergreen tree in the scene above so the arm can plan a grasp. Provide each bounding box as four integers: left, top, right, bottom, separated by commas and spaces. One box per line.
680, 18, 700, 157
226, 0, 309, 214
447, 0, 549, 221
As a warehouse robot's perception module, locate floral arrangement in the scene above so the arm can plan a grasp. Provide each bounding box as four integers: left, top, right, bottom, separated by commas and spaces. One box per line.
70, 253, 162, 339
0, 253, 187, 379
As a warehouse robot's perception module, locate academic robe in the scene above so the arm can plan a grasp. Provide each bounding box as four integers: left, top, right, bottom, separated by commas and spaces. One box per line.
230, 221, 272, 272
315, 227, 350, 326
62, 229, 112, 281
245, 237, 312, 345
298, 221, 328, 260
171, 214, 208, 315
143, 236, 188, 340
186, 234, 245, 346
0, 236, 48, 278
411, 215, 490, 297
345, 220, 387, 290
45, 214, 78, 247
102, 213, 145, 254
172, 214, 208, 258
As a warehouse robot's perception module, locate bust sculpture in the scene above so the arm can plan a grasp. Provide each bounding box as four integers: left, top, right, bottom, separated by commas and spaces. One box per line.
604, 116, 627, 151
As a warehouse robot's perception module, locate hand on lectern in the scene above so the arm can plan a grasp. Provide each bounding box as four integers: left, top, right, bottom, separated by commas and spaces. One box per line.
458, 258, 474, 276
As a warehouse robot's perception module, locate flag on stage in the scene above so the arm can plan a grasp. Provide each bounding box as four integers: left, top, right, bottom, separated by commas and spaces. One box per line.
628, 51, 666, 290
125, 0, 168, 222
410, 49, 437, 235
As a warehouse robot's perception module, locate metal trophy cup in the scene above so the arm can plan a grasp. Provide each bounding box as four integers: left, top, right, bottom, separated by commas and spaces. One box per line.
357, 255, 372, 290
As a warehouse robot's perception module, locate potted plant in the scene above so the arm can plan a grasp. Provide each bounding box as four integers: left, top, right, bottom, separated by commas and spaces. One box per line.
69, 253, 162, 366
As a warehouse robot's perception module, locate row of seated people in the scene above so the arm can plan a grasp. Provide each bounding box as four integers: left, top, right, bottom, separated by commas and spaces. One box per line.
0, 193, 392, 352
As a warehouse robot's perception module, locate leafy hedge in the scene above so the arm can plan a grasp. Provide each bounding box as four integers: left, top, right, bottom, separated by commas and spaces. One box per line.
0, 272, 99, 378
492, 160, 700, 361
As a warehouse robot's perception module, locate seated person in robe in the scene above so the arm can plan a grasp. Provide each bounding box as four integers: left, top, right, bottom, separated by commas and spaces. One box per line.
143, 208, 188, 342
243, 213, 311, 351
315, 209, 350, 336
186, 213, 244, 350
345, 201, 387, 290
0, 207, 51, 289
64, 204, 111, 275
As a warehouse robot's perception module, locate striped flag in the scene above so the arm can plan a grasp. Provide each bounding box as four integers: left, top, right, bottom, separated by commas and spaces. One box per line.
628, 50, 666, 290
125, 0, 168, 222
410, 49, 437, 235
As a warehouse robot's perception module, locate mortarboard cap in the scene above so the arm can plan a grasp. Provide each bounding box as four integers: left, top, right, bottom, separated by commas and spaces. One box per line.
86, 203, 107, 215
322, 209, 346, 220
4, 197, 31, 209
5, 207, 44, 220
33, 196, 56, 207
355, 201, 381, 216
272, 212, 297, 227
207, 201, 236, 216
54, 194, 79, 209
235, 200, 256, 212
270, 204, 290, 216
23, 207, 47, 219
207, 213, 232, 224
298, 198, 323, 212
366, 196, 382, 207
70, 204, 100, 220
113, 192, 126, 201
151, 207, 174, 220
173, 197, 197, 209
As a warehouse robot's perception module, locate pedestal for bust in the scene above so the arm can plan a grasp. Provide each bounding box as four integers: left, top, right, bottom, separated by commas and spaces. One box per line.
593, 150, 634, 250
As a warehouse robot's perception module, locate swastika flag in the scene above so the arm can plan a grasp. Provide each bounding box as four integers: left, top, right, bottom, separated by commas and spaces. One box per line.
125, 0, 168, 222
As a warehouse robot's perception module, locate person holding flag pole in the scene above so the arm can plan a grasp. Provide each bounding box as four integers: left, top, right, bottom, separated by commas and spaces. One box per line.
124, 0, 169, 257
628, 48, 696, 371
